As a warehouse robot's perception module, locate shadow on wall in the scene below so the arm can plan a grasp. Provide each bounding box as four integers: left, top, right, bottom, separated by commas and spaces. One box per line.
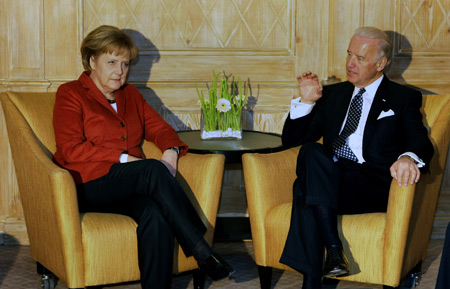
384, 30, 436, 95
123, 29, 189, 131
124, 29, 262, 132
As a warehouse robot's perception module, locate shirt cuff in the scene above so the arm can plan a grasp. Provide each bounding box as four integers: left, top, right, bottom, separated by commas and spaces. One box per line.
120, 153, 129, 163
290, 97, 315, 119
399, 152, 425, 168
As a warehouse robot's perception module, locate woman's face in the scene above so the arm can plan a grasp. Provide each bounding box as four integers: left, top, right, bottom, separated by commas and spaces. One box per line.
89, 50, 130, 97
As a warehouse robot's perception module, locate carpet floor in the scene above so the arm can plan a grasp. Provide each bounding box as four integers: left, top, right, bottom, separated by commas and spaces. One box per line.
0, 239, 444, 289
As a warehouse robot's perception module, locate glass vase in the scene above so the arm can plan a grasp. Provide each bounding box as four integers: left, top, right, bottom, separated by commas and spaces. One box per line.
200, 109, 243, 140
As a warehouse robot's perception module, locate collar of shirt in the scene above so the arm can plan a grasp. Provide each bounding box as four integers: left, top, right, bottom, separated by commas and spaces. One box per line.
345, 74, 384, 163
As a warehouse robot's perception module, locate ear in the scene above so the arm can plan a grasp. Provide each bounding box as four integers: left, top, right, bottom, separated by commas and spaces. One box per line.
89, 56, 96, 70
376, 57, 387, 72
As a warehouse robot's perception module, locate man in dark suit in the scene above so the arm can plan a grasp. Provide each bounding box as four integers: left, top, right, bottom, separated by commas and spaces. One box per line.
279, 27, 434, 289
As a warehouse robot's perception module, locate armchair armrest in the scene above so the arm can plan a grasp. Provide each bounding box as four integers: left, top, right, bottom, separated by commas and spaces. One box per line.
383, 181, 416, 285
242, 146, 300, 261
177, 153, 225, 234
243, 146, 299, 216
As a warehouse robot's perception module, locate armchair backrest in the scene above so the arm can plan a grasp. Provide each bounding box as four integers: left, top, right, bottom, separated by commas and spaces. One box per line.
401, 94, 450, 276
0, 91, 84, 280
6, 92, 57, 156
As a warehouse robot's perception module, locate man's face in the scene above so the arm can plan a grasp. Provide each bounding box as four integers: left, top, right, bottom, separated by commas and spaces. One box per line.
346, 36, 385, 88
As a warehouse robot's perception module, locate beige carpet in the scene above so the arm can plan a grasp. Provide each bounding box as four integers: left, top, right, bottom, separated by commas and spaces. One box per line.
0, 239, 444, 289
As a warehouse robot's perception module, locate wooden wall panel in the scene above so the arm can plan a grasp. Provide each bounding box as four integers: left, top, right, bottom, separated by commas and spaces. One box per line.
8, 1, 44, 81
0, 1, 7, 80
81, 0, 299, 130
388, 0, 450, 89
327, 0, 362, 81
44, 0, 82, 81
295, 0, 330, 78
83, 0, 293, 50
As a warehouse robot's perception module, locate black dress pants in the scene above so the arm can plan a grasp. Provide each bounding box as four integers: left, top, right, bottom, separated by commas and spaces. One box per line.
76, 159, 207, 289
280, 142, 391, 278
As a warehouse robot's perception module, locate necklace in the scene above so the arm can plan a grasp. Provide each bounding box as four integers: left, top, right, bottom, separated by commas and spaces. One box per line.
106, 98, 116, 104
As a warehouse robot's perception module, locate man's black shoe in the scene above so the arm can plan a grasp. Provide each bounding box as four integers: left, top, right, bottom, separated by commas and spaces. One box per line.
323, 245, 350, 277
198, 252, 235, 281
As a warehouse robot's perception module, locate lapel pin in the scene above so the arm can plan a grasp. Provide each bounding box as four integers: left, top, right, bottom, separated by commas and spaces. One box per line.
382, 99, 386, 102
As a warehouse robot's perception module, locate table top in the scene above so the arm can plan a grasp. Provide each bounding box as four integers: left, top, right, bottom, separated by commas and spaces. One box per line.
178, 130, 284, 163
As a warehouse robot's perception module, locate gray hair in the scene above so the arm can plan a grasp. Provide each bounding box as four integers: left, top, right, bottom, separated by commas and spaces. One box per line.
353, 27, 393, 66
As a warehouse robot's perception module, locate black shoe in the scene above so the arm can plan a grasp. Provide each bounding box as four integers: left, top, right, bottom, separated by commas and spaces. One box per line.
323, 245, 350, 277
198, 252, 235, 281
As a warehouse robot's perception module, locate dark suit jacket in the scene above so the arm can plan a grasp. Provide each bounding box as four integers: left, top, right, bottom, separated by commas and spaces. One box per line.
282, 76, 434, 173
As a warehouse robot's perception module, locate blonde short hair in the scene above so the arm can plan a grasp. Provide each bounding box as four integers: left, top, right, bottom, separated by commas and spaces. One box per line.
353, 26, 393, 66
80, 25, 139, 71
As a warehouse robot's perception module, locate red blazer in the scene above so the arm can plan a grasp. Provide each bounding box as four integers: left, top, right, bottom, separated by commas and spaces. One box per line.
53, 72, 187, 184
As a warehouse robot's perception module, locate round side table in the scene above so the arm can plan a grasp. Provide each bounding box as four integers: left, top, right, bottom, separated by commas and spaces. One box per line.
178, 130, 284, 163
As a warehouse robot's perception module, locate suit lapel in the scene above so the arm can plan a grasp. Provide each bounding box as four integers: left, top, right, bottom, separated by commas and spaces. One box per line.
363, 76, 392, 149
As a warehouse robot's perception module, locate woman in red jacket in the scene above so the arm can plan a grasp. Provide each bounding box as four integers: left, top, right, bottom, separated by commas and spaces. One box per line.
52, 25, 234, 289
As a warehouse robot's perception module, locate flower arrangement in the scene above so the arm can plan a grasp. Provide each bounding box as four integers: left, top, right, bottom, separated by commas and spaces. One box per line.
196, 71, 248, 139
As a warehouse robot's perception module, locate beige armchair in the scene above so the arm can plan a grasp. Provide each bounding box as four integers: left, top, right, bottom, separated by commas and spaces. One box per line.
242, 94, 450, 288
0, 91, 225, 289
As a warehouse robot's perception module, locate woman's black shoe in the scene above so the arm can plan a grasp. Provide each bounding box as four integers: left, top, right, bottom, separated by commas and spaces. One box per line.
323, 245, 350, 277
198, 252, 235, 281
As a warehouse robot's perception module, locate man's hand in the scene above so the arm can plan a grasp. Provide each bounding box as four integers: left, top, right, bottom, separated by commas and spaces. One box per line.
297, 71, 323, 104
390, 156, 420, 186
160, 149, 178, 177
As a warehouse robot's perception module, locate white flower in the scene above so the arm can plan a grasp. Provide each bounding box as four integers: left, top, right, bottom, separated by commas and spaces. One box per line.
216, 98, 231, 112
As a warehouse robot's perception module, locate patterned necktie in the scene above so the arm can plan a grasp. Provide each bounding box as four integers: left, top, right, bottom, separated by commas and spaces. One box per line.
332, 88, 365, 161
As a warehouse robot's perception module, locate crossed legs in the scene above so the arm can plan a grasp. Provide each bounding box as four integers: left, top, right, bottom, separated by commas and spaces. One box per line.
280, 143, 391, 288
77, 159, 231, 288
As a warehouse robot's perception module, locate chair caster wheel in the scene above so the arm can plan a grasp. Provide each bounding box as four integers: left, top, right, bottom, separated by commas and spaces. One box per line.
41, 274, 56, 289
404, 272, 420, 288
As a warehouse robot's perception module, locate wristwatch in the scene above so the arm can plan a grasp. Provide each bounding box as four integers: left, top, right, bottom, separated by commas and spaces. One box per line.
168, 147, 180, 155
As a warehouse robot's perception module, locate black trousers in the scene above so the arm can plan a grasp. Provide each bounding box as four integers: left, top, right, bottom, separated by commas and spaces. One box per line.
76, 159, 207, 289
280, 142, 392, 278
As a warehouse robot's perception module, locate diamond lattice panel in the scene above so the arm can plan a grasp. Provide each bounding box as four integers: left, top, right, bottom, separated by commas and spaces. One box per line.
84, 0, 292, 51
400, 0, 450, 52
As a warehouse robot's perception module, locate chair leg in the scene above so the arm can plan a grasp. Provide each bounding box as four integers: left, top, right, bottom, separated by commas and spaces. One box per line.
383, 262, 422, 289
36, 263, 58, 289
193, 268, 206, 289
404, 262, 421, 288
257, 265, 273, 289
